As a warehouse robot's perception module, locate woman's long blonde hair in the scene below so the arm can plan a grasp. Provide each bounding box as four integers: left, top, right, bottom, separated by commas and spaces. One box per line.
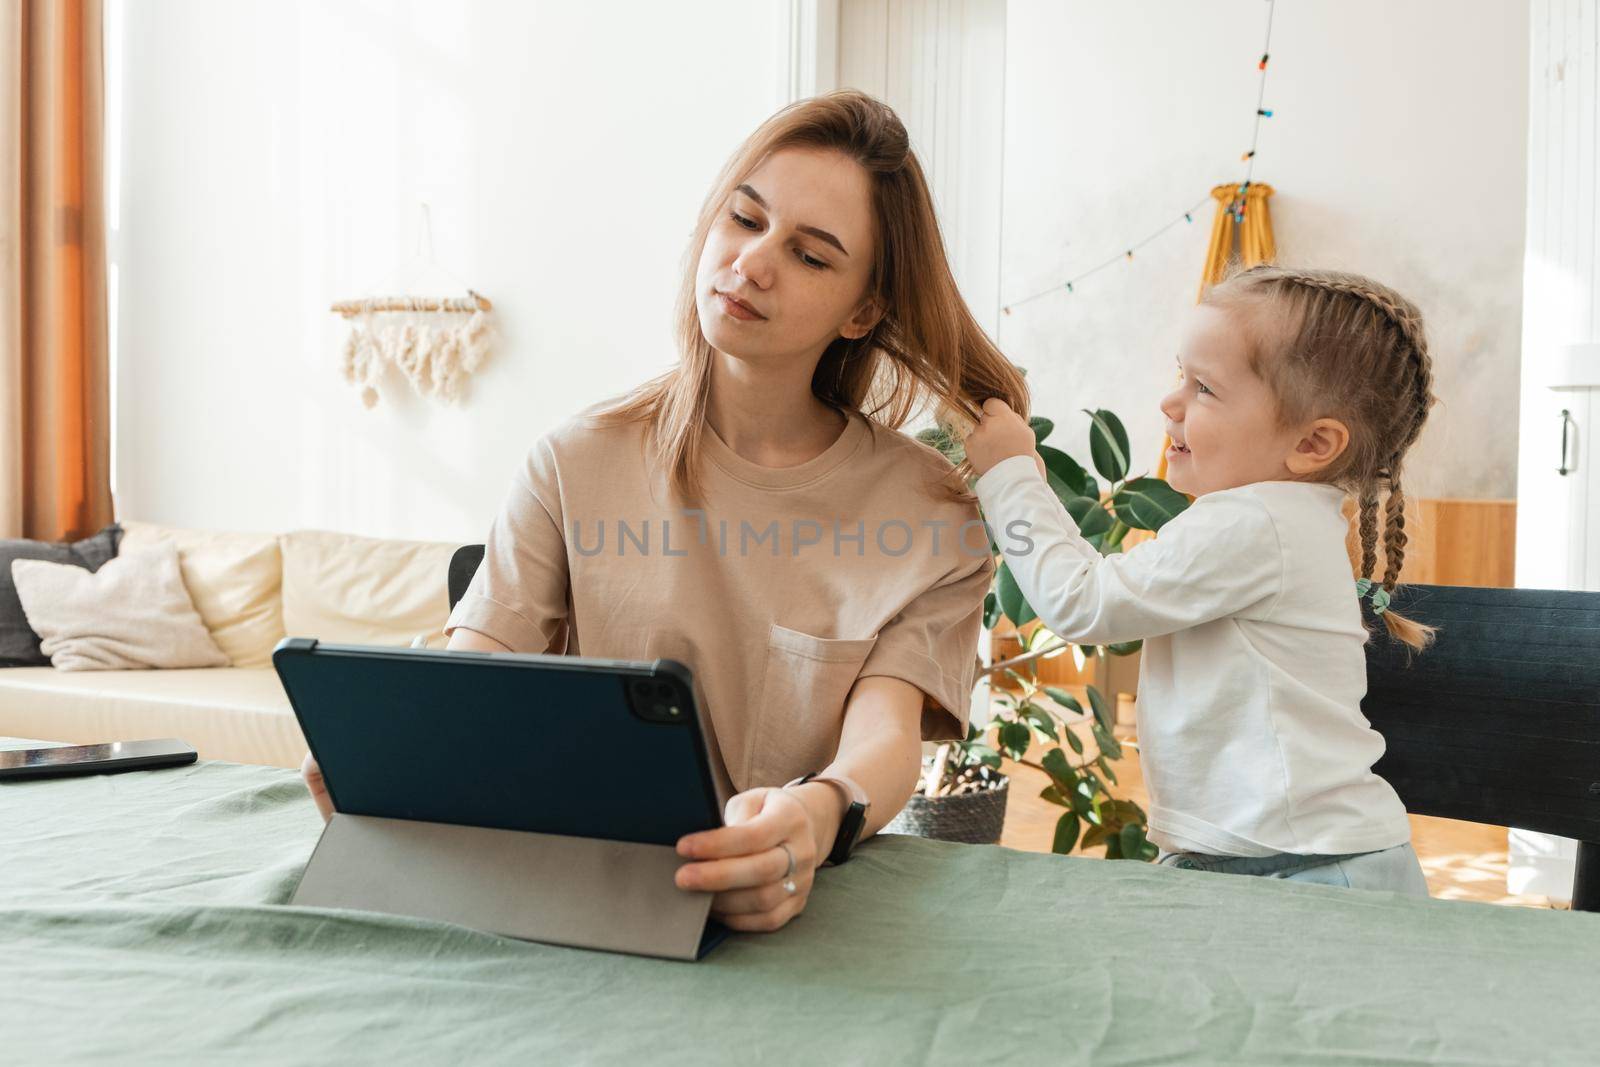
1204, 266, 1438, 651
595, 90, 1028, 497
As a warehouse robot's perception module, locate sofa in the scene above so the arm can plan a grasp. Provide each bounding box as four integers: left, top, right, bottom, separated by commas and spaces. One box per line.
0, 521, 463, 768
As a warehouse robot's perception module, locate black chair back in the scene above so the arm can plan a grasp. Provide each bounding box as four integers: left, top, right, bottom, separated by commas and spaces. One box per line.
448, 544, 486, 612
1362, 584, 1600, 910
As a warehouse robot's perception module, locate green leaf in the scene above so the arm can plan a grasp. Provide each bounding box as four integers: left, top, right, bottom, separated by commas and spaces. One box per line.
1111, 477, 1192, 531
1036, 444, 1089, 497
1083, 409, 1131, 482
1108, 798, 1148, 824
1082, 823, 1113, 849
1040, 747, 1077, 790
1103, 835, 1124, 859
915, 425, 964, 466
1091, 721, 1124, 760
968, 743, 1002, 769
1139, 841, 1160, 862
1106, 640, 1142, 657
1095, 754, 1118, 785
982, 591, 1001, 630
1063, 726, 1084, 755
1029, 416, 1055, 445
1043, 686, 1084, 715
1119, 823, 1145, 860
995, 562, 1036, 627
997, 720, 1031, 760
1082, 475, 1101, 502
1039, 785, 1070, 807
1052, 812, 1081, 854
1086, 685, 1115, 734
1025, 626, 1059, 652
1064, 496, 1113, 538
1021, 703, 1058, 743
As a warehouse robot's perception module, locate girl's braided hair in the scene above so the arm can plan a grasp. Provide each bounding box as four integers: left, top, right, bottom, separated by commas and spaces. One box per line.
1203, 266, 1438, 651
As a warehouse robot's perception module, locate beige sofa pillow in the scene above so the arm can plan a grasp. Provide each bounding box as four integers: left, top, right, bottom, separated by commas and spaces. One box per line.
280, 530, 459, 648
121, 520, 286, 668
11, 543, 229, 671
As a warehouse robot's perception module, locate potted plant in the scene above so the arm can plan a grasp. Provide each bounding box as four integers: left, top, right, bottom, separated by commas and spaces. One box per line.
884, 407, 1190, 860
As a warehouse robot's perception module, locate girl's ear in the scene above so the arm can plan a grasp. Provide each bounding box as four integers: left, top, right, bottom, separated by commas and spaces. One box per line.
840, 296, 885, 341
1285, 417, 1351, 476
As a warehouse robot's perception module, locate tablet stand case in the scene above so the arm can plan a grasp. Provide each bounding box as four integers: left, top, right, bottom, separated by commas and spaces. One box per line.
274, 639, 728, 962
293, 813, 723, 961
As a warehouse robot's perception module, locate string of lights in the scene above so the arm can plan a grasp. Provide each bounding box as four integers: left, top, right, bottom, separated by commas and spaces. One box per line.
1002, 0, 1278, 316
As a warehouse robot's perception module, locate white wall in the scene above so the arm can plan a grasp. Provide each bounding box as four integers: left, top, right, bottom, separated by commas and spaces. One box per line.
111, 0, 793, 541
836, 0, 1007, 336
999, 0, 1530, 500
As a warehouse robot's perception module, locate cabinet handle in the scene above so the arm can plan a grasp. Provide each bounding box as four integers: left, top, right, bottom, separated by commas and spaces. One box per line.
1558, 408, 1574, 476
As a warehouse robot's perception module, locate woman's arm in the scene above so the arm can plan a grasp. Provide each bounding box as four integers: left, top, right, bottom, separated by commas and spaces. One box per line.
672, 676, 925, 932
808, 675, 924, 841
446, 627, 513, 653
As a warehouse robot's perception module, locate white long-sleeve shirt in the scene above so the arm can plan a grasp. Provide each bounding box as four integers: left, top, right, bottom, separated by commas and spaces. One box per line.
975, 456, 1410, 857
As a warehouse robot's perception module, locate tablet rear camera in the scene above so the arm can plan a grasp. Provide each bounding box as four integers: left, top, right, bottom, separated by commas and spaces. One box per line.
628, 679, 685, 723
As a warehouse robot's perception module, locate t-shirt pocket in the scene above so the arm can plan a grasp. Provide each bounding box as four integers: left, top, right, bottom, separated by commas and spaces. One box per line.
745, 623, 878, 790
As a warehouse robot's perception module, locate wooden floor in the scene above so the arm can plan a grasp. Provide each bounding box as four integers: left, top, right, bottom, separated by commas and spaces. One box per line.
997, 720, 1566, 908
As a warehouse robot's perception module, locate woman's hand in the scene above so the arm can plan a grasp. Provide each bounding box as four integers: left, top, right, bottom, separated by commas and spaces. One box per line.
674, 784, 842, 933
300, 752, 335, 823
964, 398, 1046, 479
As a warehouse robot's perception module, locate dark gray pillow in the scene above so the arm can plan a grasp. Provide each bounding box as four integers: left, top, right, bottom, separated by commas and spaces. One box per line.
0, 524, 123, 667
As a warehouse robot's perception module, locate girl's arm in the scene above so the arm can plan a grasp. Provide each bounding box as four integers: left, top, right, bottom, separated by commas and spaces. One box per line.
976, 456, 1283, 645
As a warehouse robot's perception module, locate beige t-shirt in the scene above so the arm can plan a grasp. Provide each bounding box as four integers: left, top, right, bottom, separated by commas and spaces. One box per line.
445, 408, 993, 800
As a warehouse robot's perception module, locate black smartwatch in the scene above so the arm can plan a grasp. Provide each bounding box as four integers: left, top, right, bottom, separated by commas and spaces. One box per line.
786, 773, 870, 865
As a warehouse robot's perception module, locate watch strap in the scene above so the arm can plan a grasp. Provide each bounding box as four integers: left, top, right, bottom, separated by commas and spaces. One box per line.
785, 773, 870, 865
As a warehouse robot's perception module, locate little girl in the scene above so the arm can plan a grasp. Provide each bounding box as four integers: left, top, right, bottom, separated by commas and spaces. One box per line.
965, 266, 1436, 895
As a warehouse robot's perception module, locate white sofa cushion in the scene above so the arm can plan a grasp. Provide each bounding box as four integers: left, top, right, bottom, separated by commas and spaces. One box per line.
0, 666, 304, 768
280, 530, 458, 648
11, 545, 229, 671
121, 521, 286, 669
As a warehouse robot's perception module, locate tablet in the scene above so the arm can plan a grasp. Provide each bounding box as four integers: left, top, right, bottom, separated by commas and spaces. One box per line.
272, 638, 723, 846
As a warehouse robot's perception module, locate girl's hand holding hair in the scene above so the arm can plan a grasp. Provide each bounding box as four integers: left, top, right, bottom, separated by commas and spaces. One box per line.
965, 398, 1046, 479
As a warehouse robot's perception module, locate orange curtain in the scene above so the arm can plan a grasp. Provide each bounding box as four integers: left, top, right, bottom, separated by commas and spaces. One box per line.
1155, 181, 1277, 481
0, 0, 112, 542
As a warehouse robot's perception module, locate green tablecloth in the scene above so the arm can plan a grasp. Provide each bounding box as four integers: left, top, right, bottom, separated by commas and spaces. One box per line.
2, 745, 1597, 1065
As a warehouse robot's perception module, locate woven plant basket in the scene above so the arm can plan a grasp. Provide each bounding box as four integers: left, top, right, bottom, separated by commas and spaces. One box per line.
883, 776, 1010, 845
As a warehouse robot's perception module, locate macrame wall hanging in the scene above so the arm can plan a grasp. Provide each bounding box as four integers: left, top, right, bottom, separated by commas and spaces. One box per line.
331, 290, 494, 408
330, 205, 495, 408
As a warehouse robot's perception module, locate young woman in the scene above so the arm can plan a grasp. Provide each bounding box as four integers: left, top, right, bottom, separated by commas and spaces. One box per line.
304, 91, 1029, 932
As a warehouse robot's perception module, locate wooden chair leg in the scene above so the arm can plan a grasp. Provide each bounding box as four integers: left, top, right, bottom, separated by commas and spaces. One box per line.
1573, 840, 1600, 913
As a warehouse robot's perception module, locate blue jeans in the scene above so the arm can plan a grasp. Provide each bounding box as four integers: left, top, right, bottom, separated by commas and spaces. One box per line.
1158, 842, 1430, 897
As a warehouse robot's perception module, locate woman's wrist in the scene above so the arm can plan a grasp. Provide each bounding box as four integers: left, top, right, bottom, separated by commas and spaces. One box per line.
788, 781, 847, 862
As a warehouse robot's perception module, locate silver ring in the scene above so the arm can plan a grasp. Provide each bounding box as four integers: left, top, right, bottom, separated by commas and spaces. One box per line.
779, 843, 798, 895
